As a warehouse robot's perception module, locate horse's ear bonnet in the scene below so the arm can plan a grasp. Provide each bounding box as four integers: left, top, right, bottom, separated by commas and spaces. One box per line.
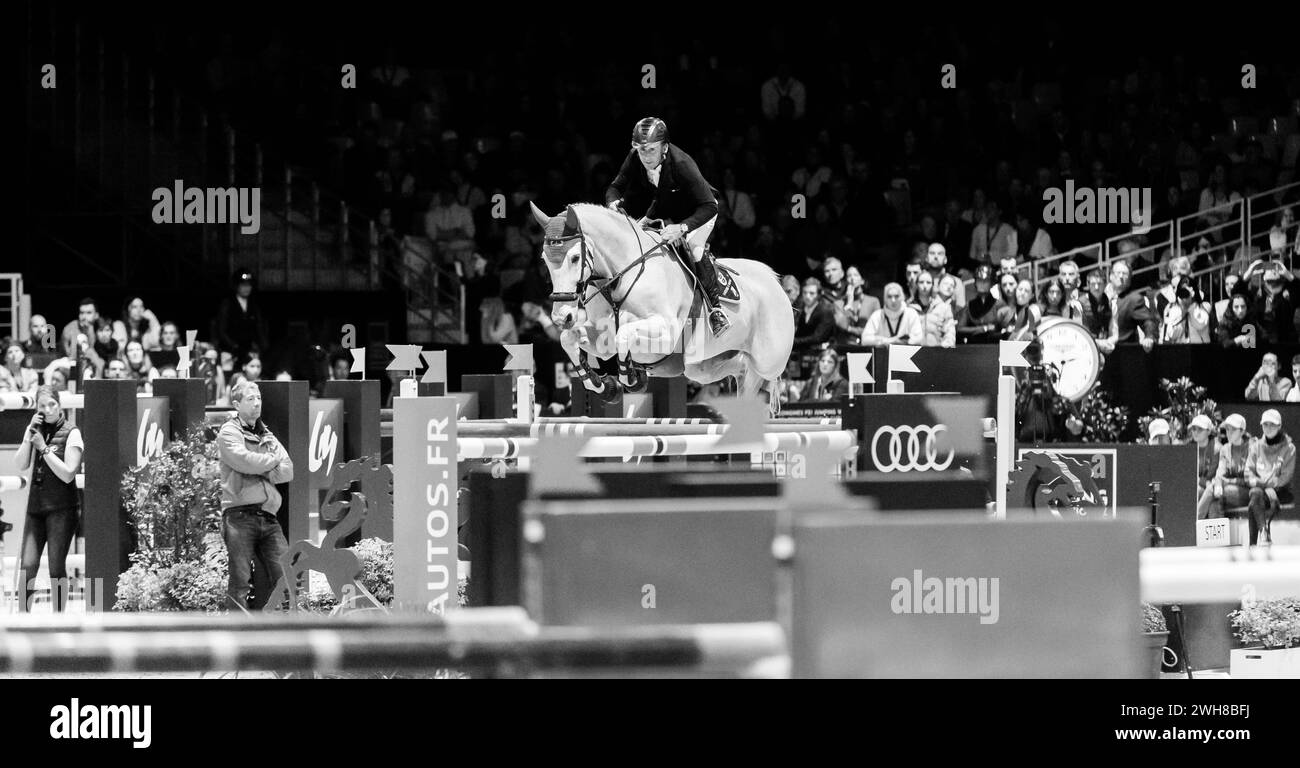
542, 206, 584, 260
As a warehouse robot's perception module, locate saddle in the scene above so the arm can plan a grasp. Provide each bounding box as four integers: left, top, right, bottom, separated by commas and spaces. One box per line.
663, 239, 741, 304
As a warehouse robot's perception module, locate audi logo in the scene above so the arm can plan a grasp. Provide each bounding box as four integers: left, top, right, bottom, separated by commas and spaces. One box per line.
870, 425, 954, 472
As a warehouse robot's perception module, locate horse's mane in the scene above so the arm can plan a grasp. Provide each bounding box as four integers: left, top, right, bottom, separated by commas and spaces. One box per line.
568, 203, 658, 251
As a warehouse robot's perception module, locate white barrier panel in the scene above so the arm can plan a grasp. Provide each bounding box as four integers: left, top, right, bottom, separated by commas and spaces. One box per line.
1140, 545, 1300, 603
456, 430, 858, 460
0, 475, 84, 490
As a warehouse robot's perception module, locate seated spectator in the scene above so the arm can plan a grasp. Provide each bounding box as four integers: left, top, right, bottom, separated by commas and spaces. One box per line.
1217, 293, 1258, 348
59, 297, 98, 361
1197, 413, 1252, 520
45, 366, 69, 393
22, 314, 54, 356
0, 339, 39, 392
103, 358, 129, 380
1057, 260, 1082, 304
1110, 260, 1157, 351
921, 275, 958, 348
909, 271, 935, 313
194, 343, 226, 406
122, 340, 158, 393
1289, 355, 1300, 403
479, 297, 519, 345
151, 322, 182, 371
90, 318, 118, 378
1197, 164, 1242, 244
115, 296, 161, 350
990, 257, 1022, 302
861, 283, 923, 347
1188, 414, 1219, 500
924, 244, 966, 310
1246, 409, 1294, 545
793, 278, 836, 356
904, 259, 923, 298
1161, 283, 1214, 343
800, 348, 850, 402
327, 351, 351, 381
1155, 255, 1195, 318
1245, 352, 1292, 401
1253, 266, 1297, 345
1006, 279, 1042, 341
821, 256, 848, 304
518, 301, 561, 345
227, 354, 262, 393
958, 265, 1005, 344
781, 274, 801, 306
1214, 273, 1242, 323
969, 199, 1016, 266
158, 366, 179, 379
425, 184, 476, 247
834, 265, 880, 345
273, 370, 293, 382
1015, 209, 1054, 262
1039, 279, 1078, 320
1148, 418, 1173, 445
1078, 268, 1113, 341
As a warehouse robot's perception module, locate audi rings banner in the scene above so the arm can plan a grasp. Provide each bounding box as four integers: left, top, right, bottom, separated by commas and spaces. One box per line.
846, 394, 989, 475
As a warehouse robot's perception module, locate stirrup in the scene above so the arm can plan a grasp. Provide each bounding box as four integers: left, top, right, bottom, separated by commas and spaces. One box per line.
708, 307, 731, 335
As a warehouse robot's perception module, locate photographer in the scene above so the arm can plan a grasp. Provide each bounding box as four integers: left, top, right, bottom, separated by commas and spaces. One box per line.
1244, 352, 1292, 401
13, 385, 83, 612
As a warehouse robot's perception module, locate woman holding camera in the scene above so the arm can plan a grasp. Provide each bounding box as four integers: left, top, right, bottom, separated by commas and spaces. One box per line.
13, 385, 83, 612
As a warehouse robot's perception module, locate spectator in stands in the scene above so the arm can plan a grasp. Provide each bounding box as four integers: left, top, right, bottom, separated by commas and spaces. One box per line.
1015, 209, 1054, 262
1079, 268, 1113, 341
782, 274, 800, 306
1155, 256, 1194, 317
961, 188, 988, 227
103, 359, 128, 380
1254, 266, 1297, 345
1188, 414, 1219, 502
45, 367, 68, 393
152, 322, 182, 372
1246, 409, 1294, 545
1110, 261, 1156, 351
835, 265, 879, 345
969, 200, 1016, 266
924, 243, 966, 310
14, 385, 84, 612
59, 297, 98, 361
1039, 280, 1076, 320
228, 354, 263, 393
1289, 355, 1300, 403
90, 318, 118, 378
0, 339, 39, 392
123, 340, 158, 393
921, 275, 958, 348
1058, 260, 1082, 301
760, 61, 806, 122
1197, 163, 1242, 245
1215, 273, 1242, 323
425, 184, 476, 246
994, 272, 1019, 312
909, 271, 935, 313
116, 296, 161, 351
793, 278, 836, 356
792, 148, 833, 202
958, 265, 1005, 344
1161, 283, 1214, 344
327, 351, 351, 382
158, 366, 179, 379
216, 269, 269, 367
195, 343, 226, 406
1198, 413, 1252, 520
22, 314, 54, 356
1147, 418, 1173, 446
479, 297, 519, 345
1245, 352, 1292, 401
519, 301, 561, 345
800, 348, 849, 402
904, 260, 923, 298
821, 256, 848, 303
1217, 293, 1258, 349
861, 282, 923, 347
1006, 279, 1042, 341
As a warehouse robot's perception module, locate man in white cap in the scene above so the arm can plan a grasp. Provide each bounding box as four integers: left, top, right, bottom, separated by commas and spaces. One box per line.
1188, 414, 1219, 501
1198, 412, 1253, 520
1245, 408, 1294, 545
1147, 418, 1173, 445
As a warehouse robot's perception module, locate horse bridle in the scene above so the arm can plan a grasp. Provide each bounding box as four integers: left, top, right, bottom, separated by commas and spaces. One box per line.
546, 215, 675, 315
546, 232, 599, 305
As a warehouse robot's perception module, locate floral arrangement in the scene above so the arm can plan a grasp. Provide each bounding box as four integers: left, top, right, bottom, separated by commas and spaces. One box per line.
1057, 384, 1130, 443
120, 426, 223, 568
1229, 597, 1300, 649
1141, 602, 1167, 634
1135, 377, 1221, 444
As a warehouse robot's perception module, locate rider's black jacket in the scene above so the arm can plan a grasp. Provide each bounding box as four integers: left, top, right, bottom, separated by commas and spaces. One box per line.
606, 145, 719, 232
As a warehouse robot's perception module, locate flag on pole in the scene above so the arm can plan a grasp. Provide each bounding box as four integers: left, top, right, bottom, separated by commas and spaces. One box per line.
999, 340, 1031, 368
420, 350, 447, 384
350, 347, 366, 374
185, 329, 198, 349
887, 344, 921, 375
503, 344, 534, 372
386, 344, 422, 371
177, 345, 191, 376
846, 352, 875, 385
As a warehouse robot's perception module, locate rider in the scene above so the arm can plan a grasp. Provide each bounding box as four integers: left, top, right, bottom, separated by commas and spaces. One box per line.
606, 117, 730, 335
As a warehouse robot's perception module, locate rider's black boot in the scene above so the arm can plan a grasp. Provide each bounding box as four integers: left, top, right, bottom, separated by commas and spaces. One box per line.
694, 249, 731, 336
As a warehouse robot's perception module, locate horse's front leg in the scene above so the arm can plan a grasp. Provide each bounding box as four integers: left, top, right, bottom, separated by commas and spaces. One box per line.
560, 325, 610, 393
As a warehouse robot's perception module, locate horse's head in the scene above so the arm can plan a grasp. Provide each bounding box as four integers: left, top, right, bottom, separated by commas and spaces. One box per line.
530, 202, 592, 330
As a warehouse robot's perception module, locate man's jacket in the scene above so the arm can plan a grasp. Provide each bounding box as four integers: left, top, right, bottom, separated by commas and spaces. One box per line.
218, 415, 294, 513
606, 146, 719, 231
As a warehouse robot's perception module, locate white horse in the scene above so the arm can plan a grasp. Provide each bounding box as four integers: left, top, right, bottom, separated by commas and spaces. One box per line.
530, 202, 794, 413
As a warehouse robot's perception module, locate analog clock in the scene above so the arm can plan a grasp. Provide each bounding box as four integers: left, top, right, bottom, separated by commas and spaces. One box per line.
1035, 318, 1101, 402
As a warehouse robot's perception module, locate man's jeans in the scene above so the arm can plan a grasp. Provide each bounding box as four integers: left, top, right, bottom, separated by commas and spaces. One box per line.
223, 505, 288, 611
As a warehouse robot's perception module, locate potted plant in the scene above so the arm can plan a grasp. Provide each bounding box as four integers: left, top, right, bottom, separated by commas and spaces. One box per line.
1228, 597, 1300, 678
1141, 602, 1169, 678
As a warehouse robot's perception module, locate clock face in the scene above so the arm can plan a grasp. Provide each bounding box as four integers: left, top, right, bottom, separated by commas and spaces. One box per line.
1036, 319, 1100, 401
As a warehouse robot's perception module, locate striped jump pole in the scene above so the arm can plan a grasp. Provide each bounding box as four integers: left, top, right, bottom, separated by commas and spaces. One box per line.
0, 475, 84, 490
382, 420, 846, 439
1139, 545, 1300, 603
0, 392, 84, 411
456, 430, 858, 460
